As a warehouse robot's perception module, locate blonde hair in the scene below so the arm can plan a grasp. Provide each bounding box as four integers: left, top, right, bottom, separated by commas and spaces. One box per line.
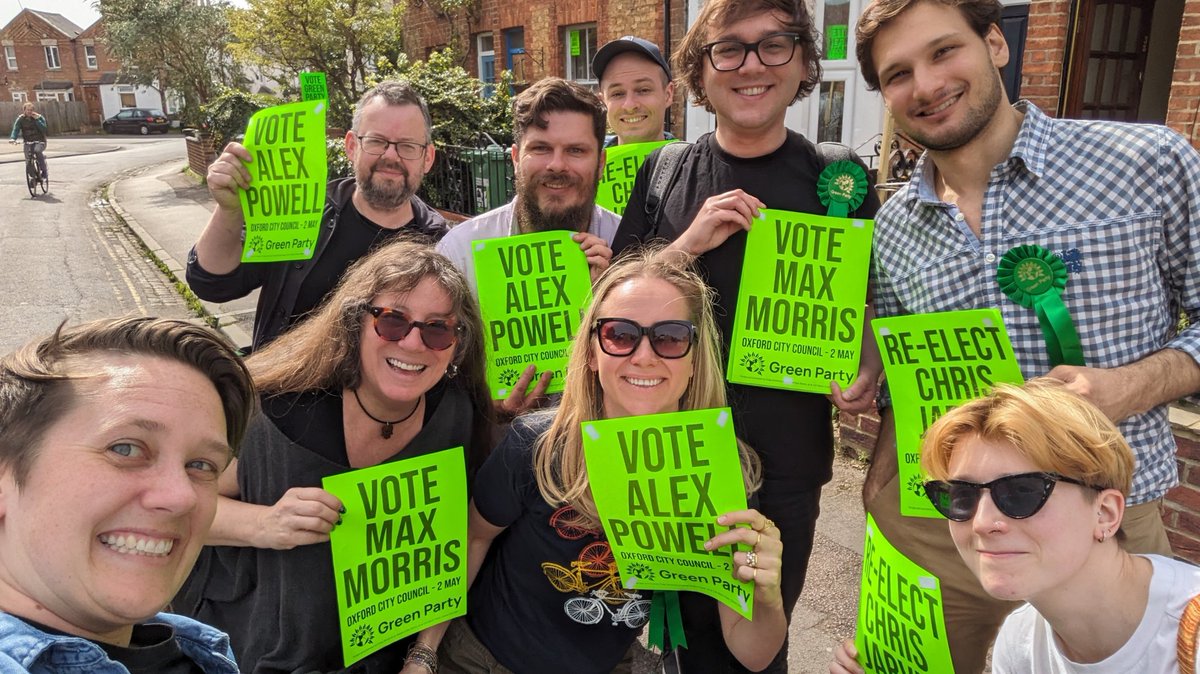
532, 247, 761, 529
921, 378, 1134, 495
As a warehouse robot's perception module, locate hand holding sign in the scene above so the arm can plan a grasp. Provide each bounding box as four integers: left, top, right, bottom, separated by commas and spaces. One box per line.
573, 231, 613, 281
674, 189, 764, 256
706, 510, 783, 609
256, 486, 343, 550
207, 142, 254, 214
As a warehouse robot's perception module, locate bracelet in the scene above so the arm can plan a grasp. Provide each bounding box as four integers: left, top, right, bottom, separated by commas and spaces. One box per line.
406, 642, 438, 674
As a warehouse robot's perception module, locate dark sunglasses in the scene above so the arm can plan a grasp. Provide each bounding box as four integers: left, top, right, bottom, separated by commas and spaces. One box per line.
923, 472, 1098, 522
593, 318, 696, 359
363, 305, 462, 351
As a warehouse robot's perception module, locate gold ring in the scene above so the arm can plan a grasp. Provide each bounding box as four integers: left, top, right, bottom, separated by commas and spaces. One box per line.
753, 567, 758, 581
745, 550, 758, 568
754, 531, 762, 548
763, 518, 776, 531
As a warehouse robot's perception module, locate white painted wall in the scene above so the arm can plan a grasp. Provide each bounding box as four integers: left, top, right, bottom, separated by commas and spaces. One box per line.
98, 84, 175, 119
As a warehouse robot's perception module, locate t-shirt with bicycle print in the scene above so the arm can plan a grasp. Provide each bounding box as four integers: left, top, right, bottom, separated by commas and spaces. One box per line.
467, 413, 652, 674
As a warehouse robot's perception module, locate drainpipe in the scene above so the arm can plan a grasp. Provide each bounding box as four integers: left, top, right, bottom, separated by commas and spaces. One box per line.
663, 0, 672, 135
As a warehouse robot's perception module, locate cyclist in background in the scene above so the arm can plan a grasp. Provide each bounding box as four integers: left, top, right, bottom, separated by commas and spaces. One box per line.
9, 102, 48, 181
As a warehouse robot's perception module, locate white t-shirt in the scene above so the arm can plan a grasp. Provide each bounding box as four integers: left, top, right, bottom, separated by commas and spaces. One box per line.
435, 201, 620, 294
993, 555, 1200, 673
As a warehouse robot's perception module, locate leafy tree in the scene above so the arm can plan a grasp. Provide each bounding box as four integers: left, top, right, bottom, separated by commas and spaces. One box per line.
379, 49, 514, 147
200, 87, 279, 150
227, 0, 406, 129
98, 0, 239, 124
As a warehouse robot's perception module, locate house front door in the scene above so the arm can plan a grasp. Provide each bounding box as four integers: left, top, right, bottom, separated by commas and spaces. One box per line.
1063, 0, 1153, 121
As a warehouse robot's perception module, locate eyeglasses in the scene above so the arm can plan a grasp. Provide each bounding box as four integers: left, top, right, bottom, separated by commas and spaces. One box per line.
363, 305, 462, 351
701, 33, 802, 72
923, 472, 1098, 522
353, 133, 428, 160
593, 318, 696, 359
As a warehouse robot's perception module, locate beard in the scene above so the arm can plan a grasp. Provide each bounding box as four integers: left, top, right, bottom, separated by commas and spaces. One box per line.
908, 74, 1004, 152
356, 158, 419, 211
515, 165, 600, 233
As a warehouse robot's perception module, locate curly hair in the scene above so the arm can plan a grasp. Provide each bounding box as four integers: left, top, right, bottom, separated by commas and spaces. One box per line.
673, 0, 822, 112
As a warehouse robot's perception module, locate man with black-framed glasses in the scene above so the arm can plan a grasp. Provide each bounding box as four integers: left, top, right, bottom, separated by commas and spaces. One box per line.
611, 0, 880, 671
187, 81, 449, 350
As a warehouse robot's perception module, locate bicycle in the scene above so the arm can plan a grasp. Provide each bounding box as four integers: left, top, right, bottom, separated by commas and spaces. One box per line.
21, 141, 48, 197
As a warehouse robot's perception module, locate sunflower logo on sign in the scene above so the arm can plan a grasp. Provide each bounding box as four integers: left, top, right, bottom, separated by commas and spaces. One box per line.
246, 235, 265, 257
498, 368, 520, 388
739, 353, 765, 375
906, 473, 926, 499
349, 623, 374, 649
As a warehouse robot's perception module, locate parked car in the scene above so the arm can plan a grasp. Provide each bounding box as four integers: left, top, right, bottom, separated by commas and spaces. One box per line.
102, 108, 170, 135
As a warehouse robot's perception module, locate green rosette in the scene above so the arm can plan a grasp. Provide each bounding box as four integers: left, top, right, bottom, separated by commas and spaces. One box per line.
996, 244, 1085, 367
817, 160, 869, 217
647, 590, 688, 652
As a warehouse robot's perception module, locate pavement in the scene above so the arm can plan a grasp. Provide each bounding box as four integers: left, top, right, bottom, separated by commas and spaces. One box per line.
0, 134, 122, 163
99, 149, 869, 672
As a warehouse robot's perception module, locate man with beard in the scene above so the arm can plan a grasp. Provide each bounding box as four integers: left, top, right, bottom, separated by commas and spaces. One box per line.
187, 81, 448, 350
437, 78, 617, 416
848, 0, 1200, 670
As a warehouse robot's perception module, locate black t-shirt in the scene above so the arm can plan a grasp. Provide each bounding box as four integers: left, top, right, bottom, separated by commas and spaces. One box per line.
468, 414, 650, 674
19, 618, 203, 674
291, 201, 440, 322
262, 381, 449, 465
612, 131, 881, 490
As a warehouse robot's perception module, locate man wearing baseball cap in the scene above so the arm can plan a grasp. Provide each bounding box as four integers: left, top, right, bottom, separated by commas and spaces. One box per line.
592, 36, 676, 146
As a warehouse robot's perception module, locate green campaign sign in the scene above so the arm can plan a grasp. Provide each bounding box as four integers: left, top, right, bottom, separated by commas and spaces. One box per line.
570, 30, 581, 56
855, 514, 953, 674
472, 230, 593, 399
826, 25, 848, 60
300, 71, 328, 101
727, 208, 873, 394
323, 447, 467, 666
872, 310, 1024, 517
582, 408, 755, 619
595, 141, 673, 215
239, 99, 328, 263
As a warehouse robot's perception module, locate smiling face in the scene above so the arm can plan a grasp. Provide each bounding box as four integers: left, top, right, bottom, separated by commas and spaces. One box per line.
512, 110, 603, 233
947, 436, 1101, 604
590, 277, 694, 419
600, 52, 675, 144
700, 10, 807, 139
871, 1, 1008, 151
0, 355, 230, 644
345, 100, 435, 211
358, 276, 458, 415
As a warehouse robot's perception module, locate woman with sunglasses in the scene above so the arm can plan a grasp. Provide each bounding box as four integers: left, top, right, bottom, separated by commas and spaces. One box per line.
177, 239, 492, 673
832, 379, 1200, 674
406, 248, 787, 673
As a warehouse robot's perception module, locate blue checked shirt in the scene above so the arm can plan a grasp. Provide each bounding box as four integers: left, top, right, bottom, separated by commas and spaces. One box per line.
872, 102, 1200, 504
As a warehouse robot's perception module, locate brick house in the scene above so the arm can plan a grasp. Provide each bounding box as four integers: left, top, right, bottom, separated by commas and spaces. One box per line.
1, 8, 172, 126
401, 0, 689, 136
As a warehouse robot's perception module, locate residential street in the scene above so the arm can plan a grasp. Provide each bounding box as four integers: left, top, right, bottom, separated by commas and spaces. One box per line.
0, 139, 869, 672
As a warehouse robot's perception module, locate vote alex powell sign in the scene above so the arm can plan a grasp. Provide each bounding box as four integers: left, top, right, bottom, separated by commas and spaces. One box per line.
582, 408, 755, 619
472, 230, 593, 399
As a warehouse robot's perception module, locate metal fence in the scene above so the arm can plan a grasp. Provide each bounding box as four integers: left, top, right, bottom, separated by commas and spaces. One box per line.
418, 144, 515, 217
0, 101, 90, 135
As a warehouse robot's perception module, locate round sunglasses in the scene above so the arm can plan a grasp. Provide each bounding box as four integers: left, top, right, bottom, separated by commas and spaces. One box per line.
363, 305, 462, 351
923, 471, 1100, 522
592, 318, 696, 359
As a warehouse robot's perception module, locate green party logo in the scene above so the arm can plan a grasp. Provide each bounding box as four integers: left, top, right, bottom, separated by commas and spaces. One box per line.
349, 624, 374, 649
906, 473, 926, 500
246, 235, 265, 257
498, 368, 520, 388
1013, 258, 1054, 294
624, 562, 654, 585
739, 352, 765, 375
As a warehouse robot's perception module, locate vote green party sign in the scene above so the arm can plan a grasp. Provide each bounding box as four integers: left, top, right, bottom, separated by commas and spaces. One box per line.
581, 408, 755, 619
595, 141, 673, 215
239, 99, 328, 263
472, 230, 593, 399
872, 310, 1024, 517
322, 447, 467, 667
855, 514, 952, 674
727, 209, 873, 394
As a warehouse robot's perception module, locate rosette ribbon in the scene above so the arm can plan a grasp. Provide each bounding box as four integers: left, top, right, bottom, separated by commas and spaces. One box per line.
648, 590, 687, 651
817, 160, 869, 217
995, 244, 1085, 367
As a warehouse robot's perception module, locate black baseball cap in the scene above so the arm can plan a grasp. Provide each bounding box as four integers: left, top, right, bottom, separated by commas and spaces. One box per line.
592, 36, 673, 83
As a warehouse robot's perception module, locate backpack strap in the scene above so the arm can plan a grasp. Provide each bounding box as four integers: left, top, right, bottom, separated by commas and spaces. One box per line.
1179, 592, 1200, 673
815, 141, 855, 167
644, 141, 692, 238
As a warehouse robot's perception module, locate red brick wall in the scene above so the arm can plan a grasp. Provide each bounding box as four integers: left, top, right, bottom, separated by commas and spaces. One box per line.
1019, 0, 1070, 115
838, 409, 1200, 564
1168, 0, 1200, 150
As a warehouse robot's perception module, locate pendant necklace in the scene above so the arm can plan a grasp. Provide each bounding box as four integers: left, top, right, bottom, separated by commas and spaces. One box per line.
351, 389, 421, 439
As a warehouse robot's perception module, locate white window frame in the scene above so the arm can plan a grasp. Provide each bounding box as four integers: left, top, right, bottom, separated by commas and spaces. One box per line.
477, 33, 495, 82
563, 23, 598, 85
85, 45, 98, 69
11, 91, 27, 102
44, 45, 61, 70
4, 45, 16, 70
